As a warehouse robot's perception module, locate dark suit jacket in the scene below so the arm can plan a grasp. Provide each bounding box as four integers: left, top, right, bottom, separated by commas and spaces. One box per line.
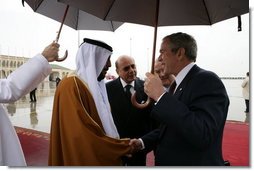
142, 65, 229, 166
106, 77, 154, 138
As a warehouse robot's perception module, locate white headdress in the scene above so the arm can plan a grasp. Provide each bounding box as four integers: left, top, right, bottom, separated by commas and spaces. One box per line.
76, 38, 119, 138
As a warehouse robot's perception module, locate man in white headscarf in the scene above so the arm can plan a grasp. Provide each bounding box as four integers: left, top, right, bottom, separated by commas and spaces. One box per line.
0, 42, 60, 166
49, 38, 130, 166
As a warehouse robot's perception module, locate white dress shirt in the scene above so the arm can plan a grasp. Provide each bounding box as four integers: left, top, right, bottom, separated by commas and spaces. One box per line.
120, 78, 135, 93
156, 62, 195, 103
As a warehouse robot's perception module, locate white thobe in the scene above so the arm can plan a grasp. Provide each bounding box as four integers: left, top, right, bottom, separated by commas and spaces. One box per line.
0, 54, 51, 166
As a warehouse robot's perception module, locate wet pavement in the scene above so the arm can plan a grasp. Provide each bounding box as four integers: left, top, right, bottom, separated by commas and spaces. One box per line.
6, 81, 56, 133
7, 95, 54, 133
6, 81, 249, 134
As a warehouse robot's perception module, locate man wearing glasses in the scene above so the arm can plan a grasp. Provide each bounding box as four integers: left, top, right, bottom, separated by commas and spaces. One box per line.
106, 55, 154, 166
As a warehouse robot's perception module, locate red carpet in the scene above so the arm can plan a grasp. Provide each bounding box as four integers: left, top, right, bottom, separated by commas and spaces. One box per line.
222, 121, 249, 166
15, 121, 249, 166
146, 121, 249, 166
15, 127, 49, 166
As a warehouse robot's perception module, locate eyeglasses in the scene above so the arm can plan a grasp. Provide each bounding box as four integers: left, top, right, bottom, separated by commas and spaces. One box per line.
122, 64, 136, 72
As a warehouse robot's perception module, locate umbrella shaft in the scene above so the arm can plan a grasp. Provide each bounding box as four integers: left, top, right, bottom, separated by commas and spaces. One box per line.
56, 5, 70, 42
150, 0, 160, 74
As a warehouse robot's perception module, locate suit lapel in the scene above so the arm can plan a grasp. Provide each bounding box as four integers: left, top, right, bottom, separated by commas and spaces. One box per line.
112, 78, 132, 127
173, 65, 200, 98
159, 65, 200, 139
115, 78, 131, 105
134, 79, 146, 103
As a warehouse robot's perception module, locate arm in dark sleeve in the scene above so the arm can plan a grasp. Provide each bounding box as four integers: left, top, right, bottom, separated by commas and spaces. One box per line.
151, 72, 229, 150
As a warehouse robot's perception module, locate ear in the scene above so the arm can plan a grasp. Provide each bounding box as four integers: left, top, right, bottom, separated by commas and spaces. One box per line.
176, 48, 185, 61
116, 68, 119, 75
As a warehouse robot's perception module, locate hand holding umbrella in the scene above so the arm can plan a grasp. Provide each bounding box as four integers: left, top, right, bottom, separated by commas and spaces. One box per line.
42, 42, 60, 62
21, 0, 123, 62
130, 0, 160, 108
143, 72, 165, 101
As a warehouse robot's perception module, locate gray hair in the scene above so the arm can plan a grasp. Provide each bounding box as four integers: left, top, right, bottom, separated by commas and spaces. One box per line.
163, 32, 197, 62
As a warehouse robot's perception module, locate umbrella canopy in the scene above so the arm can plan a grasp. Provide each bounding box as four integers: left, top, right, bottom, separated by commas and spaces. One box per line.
22, 0, 123, 61
59, 0, 248, 27
59, 0, 249, 67
58, 0, 249, 108
22, 0, 123, 31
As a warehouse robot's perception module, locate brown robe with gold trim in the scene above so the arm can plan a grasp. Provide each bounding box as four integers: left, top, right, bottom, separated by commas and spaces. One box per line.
48, 75, 130, 166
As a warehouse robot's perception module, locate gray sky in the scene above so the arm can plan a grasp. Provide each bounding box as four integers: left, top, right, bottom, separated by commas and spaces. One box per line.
0, 0, 251, 77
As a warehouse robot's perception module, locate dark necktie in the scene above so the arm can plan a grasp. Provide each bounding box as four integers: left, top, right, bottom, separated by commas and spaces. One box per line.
125, 85, 132, 100
169, 81, 176, 95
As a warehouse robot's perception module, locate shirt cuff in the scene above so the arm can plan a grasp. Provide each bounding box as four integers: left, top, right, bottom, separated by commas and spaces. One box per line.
154, 91, 167, 105
139, 138, 145, 150
35, 54, 52, 75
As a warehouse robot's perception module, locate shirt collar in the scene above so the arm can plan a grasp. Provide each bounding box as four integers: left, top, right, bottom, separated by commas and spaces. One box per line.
175, 62, 195, 89
120, 78, 135, 88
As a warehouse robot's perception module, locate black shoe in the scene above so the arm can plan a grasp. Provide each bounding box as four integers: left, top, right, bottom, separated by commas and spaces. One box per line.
224, 160, 230, 166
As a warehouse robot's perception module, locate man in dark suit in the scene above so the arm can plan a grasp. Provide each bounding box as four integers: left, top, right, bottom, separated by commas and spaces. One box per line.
106, 55, 154, 166
129, 32, 229, 166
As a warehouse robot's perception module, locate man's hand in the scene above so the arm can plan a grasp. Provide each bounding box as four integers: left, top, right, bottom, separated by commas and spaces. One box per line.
144, 72, 165, 101
42, 42, 60, 62
129, 138, 143, 154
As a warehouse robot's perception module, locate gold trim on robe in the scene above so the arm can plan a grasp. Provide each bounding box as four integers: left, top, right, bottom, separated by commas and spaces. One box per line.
49, 75, 130, 166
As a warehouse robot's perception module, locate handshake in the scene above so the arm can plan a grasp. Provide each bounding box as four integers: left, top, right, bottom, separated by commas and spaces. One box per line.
127, 138, 144, 156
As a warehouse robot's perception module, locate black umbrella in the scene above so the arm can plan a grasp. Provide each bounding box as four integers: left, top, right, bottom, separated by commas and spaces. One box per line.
59, 0, 249, 108
22, 0, 124, 61
59, 0, 248, 68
